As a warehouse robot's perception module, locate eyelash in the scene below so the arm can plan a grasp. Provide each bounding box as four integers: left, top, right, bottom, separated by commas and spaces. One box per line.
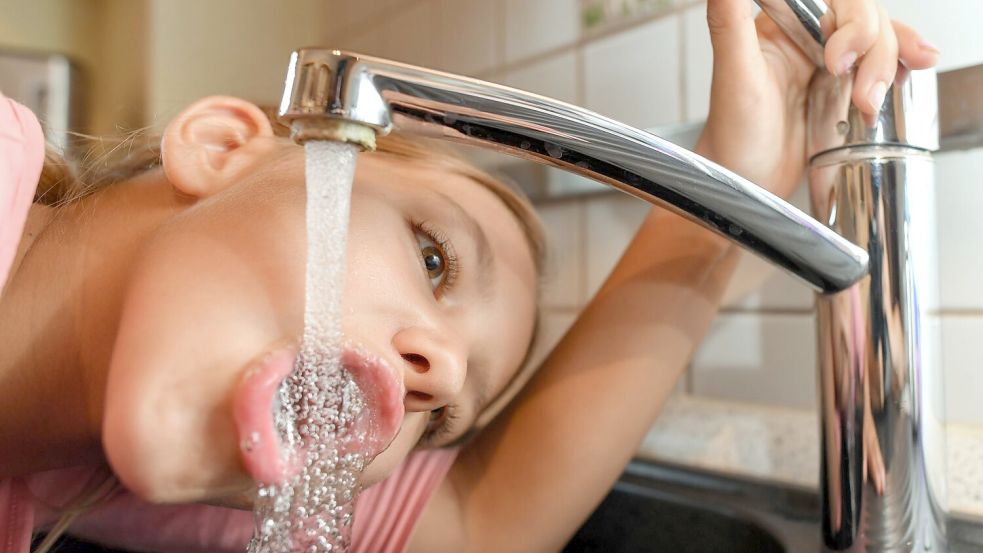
420, 404, 460, 447
414, 221, 460, 296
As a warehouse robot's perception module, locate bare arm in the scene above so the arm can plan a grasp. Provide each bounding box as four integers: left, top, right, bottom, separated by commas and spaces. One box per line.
450, 207, 739, 553
412, 1, 940, 551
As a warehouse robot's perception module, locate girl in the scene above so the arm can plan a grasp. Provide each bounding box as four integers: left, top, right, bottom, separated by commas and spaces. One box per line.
0, 0, 939, 551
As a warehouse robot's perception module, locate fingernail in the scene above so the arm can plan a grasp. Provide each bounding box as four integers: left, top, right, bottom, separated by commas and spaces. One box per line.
837, 51, 858, 75
918, 39, 941, 54
868, 81, 888, 113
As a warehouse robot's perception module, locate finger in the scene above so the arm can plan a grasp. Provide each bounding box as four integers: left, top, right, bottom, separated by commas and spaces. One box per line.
824, 0, 881, 76
852, 7, 899, 118
892, 20, 940, 70
706, 0, 766, 78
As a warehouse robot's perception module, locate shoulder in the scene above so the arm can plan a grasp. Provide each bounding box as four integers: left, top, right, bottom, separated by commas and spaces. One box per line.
0, 93, 44, 293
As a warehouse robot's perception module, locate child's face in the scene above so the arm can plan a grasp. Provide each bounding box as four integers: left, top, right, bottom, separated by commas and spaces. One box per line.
102, 143, 538, 504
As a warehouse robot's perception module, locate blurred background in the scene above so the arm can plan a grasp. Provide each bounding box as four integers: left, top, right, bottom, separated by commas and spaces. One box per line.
3, 0, 983, 448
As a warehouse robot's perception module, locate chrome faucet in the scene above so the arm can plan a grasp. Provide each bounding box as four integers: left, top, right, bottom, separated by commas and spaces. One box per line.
276, 0, 944, 545
277, 49, 866, 293
757, 1, 947, 551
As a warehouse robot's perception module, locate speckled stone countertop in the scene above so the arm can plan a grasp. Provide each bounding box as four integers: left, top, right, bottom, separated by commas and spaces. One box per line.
638, 395, 983, 517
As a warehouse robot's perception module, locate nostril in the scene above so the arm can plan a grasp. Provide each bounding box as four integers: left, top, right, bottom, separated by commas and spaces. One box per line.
402, 353, 429, 370
406, 391, 433, 402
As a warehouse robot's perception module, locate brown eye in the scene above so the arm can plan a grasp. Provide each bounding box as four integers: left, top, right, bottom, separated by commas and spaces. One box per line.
422, 246, 445, 279
414, 224, 457, 294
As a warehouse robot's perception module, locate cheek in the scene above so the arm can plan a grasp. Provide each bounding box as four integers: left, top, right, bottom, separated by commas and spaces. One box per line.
103, 222, 306, 502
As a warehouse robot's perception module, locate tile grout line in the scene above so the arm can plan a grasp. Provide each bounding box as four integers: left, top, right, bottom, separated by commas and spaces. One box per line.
491, 0, 704, 83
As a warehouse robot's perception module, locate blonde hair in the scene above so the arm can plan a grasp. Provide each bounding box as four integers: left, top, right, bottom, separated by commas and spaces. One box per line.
35, 118, 546, 276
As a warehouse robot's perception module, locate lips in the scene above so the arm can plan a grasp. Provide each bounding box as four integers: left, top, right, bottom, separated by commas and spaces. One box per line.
234, 344, 404, 486
338, 346, 405, 457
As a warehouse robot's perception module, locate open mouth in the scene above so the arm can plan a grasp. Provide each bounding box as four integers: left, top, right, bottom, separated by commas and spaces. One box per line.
234, 344, 404, 485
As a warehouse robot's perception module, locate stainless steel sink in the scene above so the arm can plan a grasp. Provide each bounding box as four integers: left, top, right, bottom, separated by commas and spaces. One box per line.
564, 459, 983, 553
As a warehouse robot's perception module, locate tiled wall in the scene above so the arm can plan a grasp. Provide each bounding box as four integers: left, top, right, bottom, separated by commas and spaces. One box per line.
327, 0, 983, 424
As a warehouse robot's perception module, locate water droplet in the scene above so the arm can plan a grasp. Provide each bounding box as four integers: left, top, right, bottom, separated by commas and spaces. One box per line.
545, 143, 563, 159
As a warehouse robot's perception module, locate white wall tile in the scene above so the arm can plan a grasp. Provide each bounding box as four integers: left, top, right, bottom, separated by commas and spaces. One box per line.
942, 316, 983, 424
682, 3, 712, 122
436, 0, 500, 75
537, 200, 586, 308
503, 51, 579, 104
880, 0, 983, 71
584, 193, 651, 297
934, 149, 983, 311
691, 313, 818, 410
504, 0, 580, 64
379, 0, 437, 67
583, 16, 681, 128
527, 309, 579, 369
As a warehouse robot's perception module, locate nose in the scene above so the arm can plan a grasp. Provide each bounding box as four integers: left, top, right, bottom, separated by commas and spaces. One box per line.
392, 326, 467, 412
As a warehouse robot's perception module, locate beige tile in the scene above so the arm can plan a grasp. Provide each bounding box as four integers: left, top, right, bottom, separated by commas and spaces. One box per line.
502, 50, 578, 104
321, 0, 350, 41
934, 149, 983, 311
682, 2, 711, 122
435, 0, 501, 75
942, 316, 983, 424
583, 16, 681, 128
338, 27, 389, 58
344, 1, 389, 27
503, 0, 580, 64
379, 0, 437, 67
584, 193, 651, 298
690, 313, 817, 410
537, 200, 586, 308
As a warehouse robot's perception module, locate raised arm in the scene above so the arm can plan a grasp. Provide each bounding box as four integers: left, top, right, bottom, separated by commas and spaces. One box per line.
422, 1, 939, 552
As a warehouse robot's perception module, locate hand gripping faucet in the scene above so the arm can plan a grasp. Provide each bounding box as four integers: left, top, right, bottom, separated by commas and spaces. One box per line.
277, 0, 945, 549
755, 1, 946, 551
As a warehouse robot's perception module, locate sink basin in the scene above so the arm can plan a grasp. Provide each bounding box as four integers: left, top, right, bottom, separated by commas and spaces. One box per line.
564, 480, 785, 552
564, 459, 983, 553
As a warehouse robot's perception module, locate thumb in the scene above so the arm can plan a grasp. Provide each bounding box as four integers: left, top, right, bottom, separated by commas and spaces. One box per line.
706, 0, 764, 78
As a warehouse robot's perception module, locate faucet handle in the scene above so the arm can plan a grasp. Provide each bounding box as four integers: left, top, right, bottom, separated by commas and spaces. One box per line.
755, 0, 940, 155
753, 0, 833, 68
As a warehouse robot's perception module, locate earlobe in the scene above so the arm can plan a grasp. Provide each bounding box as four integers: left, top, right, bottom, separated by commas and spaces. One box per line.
161, 96, 276, 198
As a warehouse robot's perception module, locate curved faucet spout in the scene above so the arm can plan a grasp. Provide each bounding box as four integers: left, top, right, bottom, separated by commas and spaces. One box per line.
278, 49, 868, 294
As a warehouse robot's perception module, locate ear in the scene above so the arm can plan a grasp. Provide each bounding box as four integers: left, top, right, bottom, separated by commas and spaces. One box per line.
161, 96, 275, 198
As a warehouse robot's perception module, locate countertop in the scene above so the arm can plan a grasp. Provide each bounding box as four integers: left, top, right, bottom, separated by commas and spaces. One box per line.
638, 394, 983, 517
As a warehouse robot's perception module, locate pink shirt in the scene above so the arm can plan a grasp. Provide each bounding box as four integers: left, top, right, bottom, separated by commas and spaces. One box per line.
0, 93, 457, 553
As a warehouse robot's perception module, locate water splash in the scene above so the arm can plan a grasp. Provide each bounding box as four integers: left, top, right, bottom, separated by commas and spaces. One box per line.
248, 141, 366, 552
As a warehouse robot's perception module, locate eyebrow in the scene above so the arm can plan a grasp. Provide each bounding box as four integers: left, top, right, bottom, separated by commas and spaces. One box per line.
432, 190, 495, 298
